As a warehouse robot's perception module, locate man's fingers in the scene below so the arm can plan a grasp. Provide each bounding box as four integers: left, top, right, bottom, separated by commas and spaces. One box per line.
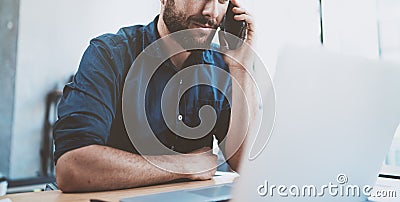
234, 14, 253, 24
233, 13, 255, 33
229, 0, 256, 45
232, 7, 246, 15
233, 14, 255, 43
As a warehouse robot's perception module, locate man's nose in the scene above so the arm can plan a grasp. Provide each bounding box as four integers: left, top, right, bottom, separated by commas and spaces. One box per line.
202, 0, 219, 19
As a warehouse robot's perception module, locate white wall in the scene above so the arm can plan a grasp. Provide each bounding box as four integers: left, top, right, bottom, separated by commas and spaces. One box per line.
322, 0, 380, 59
244, 0, 321, 77
377, 0, 400, 63
11, 0, 160, 179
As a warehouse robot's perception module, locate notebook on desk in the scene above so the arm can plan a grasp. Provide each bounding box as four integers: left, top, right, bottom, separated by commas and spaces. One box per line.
121, 46, 400, 202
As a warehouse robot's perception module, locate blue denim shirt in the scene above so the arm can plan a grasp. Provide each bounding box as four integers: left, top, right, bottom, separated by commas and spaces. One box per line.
54, 16, 231, 163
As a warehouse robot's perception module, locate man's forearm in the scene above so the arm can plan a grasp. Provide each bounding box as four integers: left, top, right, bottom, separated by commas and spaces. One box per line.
225, 68, 259, 171
56, 145, 210, 192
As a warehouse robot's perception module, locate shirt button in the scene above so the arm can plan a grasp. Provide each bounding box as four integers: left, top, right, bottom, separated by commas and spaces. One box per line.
178, 114, 183, 121
171, 146, 175, 150
179, 80, 183, 85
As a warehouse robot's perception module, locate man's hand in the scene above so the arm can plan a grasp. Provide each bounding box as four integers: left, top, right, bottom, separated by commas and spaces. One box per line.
182, 147, 218, 181
219, 0, 256, 72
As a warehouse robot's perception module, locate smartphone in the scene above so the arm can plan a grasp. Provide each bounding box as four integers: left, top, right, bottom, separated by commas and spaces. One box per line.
220, 1, 247, 50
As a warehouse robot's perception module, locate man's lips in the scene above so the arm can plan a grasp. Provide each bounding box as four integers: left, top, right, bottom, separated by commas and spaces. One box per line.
191, 21, 214, 29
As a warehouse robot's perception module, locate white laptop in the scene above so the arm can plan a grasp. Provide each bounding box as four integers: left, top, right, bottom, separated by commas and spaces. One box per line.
121, 46, 400, 202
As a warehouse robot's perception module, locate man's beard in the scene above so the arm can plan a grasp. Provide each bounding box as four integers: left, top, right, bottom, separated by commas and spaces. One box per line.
163, 0, 217, 49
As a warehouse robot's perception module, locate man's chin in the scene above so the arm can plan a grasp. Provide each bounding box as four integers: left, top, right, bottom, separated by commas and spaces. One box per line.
191, 37, 214, 49
191, 29, 216, 44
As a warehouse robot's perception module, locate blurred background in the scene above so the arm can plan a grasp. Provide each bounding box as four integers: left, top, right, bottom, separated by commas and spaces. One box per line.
0, 0, 399, 193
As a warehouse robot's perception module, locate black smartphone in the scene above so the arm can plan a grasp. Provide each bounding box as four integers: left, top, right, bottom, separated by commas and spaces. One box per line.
220, 1, 247, 50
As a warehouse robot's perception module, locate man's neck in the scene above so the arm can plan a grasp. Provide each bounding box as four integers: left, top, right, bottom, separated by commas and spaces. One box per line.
157, 16, 190, 69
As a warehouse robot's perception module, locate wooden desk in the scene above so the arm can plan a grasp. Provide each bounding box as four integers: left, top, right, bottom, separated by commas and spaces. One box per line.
0, 172, 237, 202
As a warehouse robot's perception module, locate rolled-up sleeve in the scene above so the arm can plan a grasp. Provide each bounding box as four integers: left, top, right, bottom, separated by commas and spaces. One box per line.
54, 36, 121, 164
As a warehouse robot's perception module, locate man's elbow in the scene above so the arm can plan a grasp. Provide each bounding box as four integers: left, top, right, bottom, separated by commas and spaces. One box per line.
55, 152, 82, 193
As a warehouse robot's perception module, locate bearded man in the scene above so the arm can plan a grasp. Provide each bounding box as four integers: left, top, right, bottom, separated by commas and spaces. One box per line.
54, 0, 256, 192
